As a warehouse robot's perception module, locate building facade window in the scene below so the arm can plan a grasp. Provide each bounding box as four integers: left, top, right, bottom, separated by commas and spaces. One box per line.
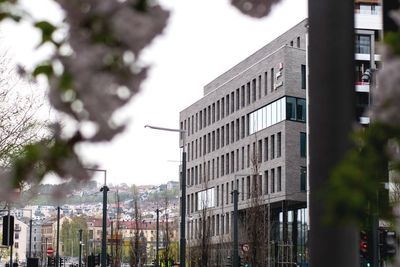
264, 170, 269, 194
271, 168, 275, 193
277, 132, 282, 158
300, 167, 307, 192
246, 82, 250, 105
300, 132, 307, 158
277, 166, 282, 192
271, 134, 275, 159
221, 98, 225, 118
231, 92, 235, 114
212, 103, 215, 123
264, 71, 268, 95
271, 68, 274, 92
248, 97, 287, 135
301, 64, 306, 89
216, 100, 220, 121
226, 95, 230, 116
252, 79, 257, 102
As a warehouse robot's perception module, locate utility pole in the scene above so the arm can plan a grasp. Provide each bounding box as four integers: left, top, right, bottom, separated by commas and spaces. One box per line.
86, 168, 108, 267
79, 229, 83, 267
180, 150, 186, 267
29, 219, 32, 258
143, 125, 187, 267
56, 207, 60, 267
232, 189, 239, 267
101, 184, 109, 267
308, 0, 358, 266
7, 206, 13, 267
156, 208, 160, 267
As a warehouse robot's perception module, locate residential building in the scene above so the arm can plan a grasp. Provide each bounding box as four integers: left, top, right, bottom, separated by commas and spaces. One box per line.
354, 0, 382, 124
180, 19, 308, 266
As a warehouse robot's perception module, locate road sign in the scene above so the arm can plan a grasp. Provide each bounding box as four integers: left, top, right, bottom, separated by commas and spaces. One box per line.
47, 247, 54, 255
242, 244, 249, 252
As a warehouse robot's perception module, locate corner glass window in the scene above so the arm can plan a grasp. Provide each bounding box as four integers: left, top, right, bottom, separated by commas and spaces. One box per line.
297, 98, 306, 122
286, 97, 296, 120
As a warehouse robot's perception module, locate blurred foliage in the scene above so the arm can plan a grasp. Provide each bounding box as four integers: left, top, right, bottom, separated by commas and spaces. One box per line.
324, 14, 400, 225
325, 123, 400, 224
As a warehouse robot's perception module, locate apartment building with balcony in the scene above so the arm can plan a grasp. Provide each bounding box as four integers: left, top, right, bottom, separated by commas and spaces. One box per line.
354, 0, 382, 124
179, 19, 308, 266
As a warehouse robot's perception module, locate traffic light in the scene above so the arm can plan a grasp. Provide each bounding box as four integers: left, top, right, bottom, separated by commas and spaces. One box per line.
2, 215, 14, 246
380, 229, 397, 259
360, 230, 369, 257
48, 257, 55, 267
95, 254, 100, 266
360, 230, 372, 266
59, 257, 64, 266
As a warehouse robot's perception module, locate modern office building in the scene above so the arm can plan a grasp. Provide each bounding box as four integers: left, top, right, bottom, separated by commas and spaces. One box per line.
180, 19, 308, 266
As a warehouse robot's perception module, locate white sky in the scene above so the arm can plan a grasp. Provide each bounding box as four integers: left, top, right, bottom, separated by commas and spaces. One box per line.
0, 0, 307, 186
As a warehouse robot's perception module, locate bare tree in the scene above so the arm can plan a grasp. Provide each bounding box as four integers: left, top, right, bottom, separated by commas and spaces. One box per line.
187, 158, 213, 267
129, 186, 146, 266
0, 54, 48, 169
243, 137, 267, 266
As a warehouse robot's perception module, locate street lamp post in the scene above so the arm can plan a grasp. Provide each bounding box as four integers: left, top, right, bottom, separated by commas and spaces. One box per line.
79, 229, 83, 267
85, 168, 108, 267
56, 206, 60, 267
156, 208, 160, 267
144, 125, 186, 267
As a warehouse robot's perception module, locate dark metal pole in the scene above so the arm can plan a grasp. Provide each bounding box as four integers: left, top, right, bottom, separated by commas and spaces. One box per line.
110, 220, 113, 267
180, 150, 186, 267
29, 219, 33, 258
10, 241, 13, 267
232, 189, 239, 267
156, 209, 160, 267
8, 207, 13, 267
101, 184, 109, 267
79, 229, 83, 267
45, 237, 48, 267
308, 0, 358, 266
56, 207, 60, 267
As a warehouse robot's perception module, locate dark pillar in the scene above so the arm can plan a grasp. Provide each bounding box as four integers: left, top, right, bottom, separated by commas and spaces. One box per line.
56, 207, 60, 267
156, 209, 159, 267
232, 189, 239, 267
292, 210, 298, 265
29, 219, 33, 258
309, 0, 359, 266
79, 229, 83, 267
100, 186, 109, 267
180, 151, 187, 267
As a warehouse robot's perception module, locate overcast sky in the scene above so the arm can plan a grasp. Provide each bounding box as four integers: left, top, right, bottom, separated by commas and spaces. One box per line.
0, 0, 307, 186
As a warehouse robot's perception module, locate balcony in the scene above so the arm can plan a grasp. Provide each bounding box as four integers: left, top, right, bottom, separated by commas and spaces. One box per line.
355, 12, 382, 30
